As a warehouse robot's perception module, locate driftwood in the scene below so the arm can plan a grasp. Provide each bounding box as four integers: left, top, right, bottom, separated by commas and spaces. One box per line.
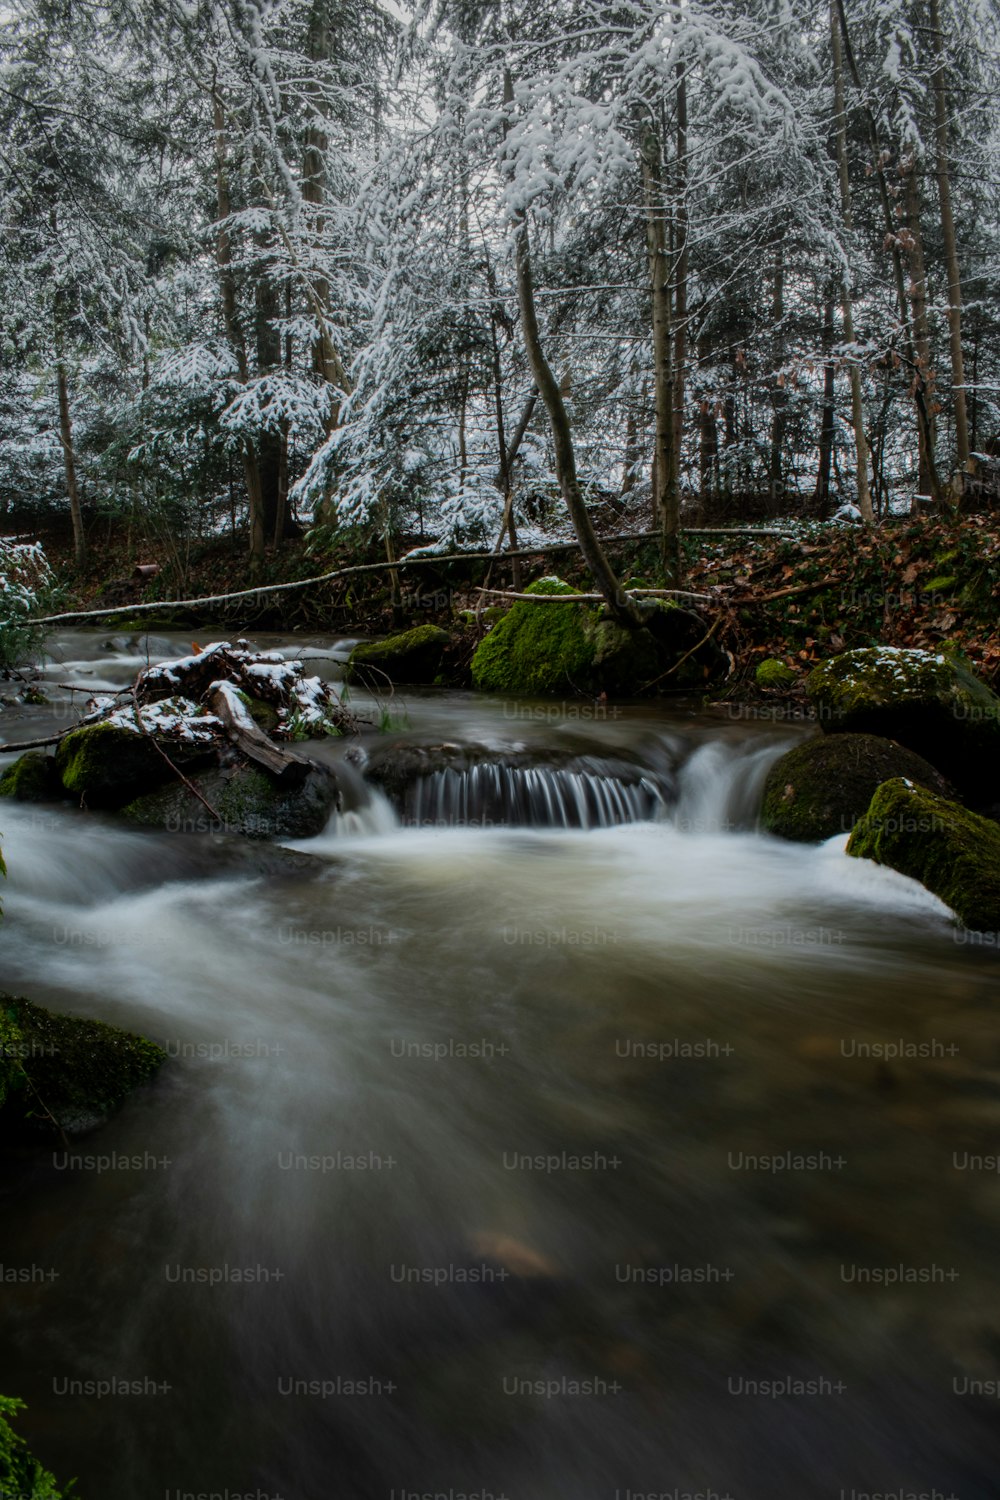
475, 586, 714, 604
28, 528, 797, 627
205, 681, 311, 783
0, 726, 77, 752
731, 575, 840, 605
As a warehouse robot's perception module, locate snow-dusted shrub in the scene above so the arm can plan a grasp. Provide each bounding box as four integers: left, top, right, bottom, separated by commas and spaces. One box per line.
0, 538, 51, 671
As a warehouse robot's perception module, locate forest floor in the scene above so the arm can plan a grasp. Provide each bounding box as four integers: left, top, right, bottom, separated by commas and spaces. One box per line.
24, 510, 1000, 697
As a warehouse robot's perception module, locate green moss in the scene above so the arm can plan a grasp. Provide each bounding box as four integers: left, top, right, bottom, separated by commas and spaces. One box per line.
0, 752, 63, 803
847, 779, 1000, 932
755, 658, 796, 689
0, 1394, 73, 1498
124, 762, 338, 840
235, 693, 279, 734
0, 993, 165, 1139
761, 733, 952, 842
470, 578, 596, 695
347, 625, 451, 685
923, 575, 956, 593
807, 646, 1000, 802
54, 721, 175, 807
0, 1007, 23, 1110
470, 580, 725, 696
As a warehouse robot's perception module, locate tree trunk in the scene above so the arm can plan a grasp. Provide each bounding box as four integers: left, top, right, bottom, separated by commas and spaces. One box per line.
904, 160, 937, 498
672, 67, 689, 485
56, 357, 85, 568
768, 238, 786, 505
302, 0, 349, 428
829, 0, 874, 522
639, 114, 680, 583
255, 264, 288, 545
621, 408, 639, 497
833, 0, 943, 507
212, 85, 266, 567
513, 225, 637, 624
489, 302, 521, 590
929, 0, 970, 472
506, 72, 638, 625
814, 296, 836, 516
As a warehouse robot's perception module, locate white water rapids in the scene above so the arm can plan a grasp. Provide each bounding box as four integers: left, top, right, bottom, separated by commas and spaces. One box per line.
1, 630, 998, 1499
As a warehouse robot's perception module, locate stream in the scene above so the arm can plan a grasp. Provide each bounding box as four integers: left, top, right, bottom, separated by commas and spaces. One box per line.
2, 628, 1000, 1499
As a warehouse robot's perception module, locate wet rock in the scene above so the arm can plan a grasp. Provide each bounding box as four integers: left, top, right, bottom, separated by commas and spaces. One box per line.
470, 577, 724, 696
761, 733, 953, 842
470, 578, 594, 695
0, 993, 165, 1140
756, 658, 796, 689
347, 626, 451, 687
807, 646, 1000, 801
847, 779, 1000, 931
0, 751, 63, 803
364, 739, 674, 828
54, 719, 211, 808
123, 761, 340, 840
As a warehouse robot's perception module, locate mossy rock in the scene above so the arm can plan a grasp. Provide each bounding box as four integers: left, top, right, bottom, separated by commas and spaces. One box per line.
807, 647, 1000, 802
54, 721, 210, 808
0, 1394, 72, 1498
0, 993, 165, 1140
0, 752, 63, 803
123, 761, 339, 840
470, 579, 724, 696
471, 579, 595, 695
756, 658, 796, 689
847, 779, 1000, 932
760, 733, 953, 842
347, 625, 451, 686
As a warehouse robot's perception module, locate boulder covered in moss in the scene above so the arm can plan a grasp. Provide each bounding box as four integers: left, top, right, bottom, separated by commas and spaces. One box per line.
0, 751, 63, 802
761, 733, 953, 842
0, 993, 165, 1139
807, 646, 1000, 800
847, 778, 1000, 931
123, 760, 339, 839
756, 658, 796, 689
471, 578, 594, 695
470, 578, 724, 696
347, 625, 451, 686
54, 719, 210, 808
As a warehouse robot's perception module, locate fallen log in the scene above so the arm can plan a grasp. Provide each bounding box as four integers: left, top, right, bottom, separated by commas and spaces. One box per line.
204, 681, 311, 783
27, 530, 797, 626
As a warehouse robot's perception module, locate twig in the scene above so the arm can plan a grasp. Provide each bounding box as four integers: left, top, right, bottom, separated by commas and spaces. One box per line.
17, 1063, 69, 1147
731, 575, 840, 604
639, 616, 725, 692
475, 586, 714, 604
0, 725, 80, 752
127, 684, 224, 825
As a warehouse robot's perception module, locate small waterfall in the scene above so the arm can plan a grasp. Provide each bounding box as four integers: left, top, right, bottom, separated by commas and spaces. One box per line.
399, 761, 670, 830
672, 736, 795, 834
328, 787, 400, 837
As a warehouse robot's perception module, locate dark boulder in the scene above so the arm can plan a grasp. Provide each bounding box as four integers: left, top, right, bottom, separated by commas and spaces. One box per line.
761, 733, 953, 842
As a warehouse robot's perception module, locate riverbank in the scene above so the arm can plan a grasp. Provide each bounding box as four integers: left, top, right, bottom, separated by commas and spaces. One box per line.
19, 513, 1000, 699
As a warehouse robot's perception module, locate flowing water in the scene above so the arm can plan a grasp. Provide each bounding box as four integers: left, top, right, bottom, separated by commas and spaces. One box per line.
2, 629, 1000, 1499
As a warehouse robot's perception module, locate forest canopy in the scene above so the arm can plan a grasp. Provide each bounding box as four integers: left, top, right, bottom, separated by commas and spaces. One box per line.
1, 0, 998, 574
